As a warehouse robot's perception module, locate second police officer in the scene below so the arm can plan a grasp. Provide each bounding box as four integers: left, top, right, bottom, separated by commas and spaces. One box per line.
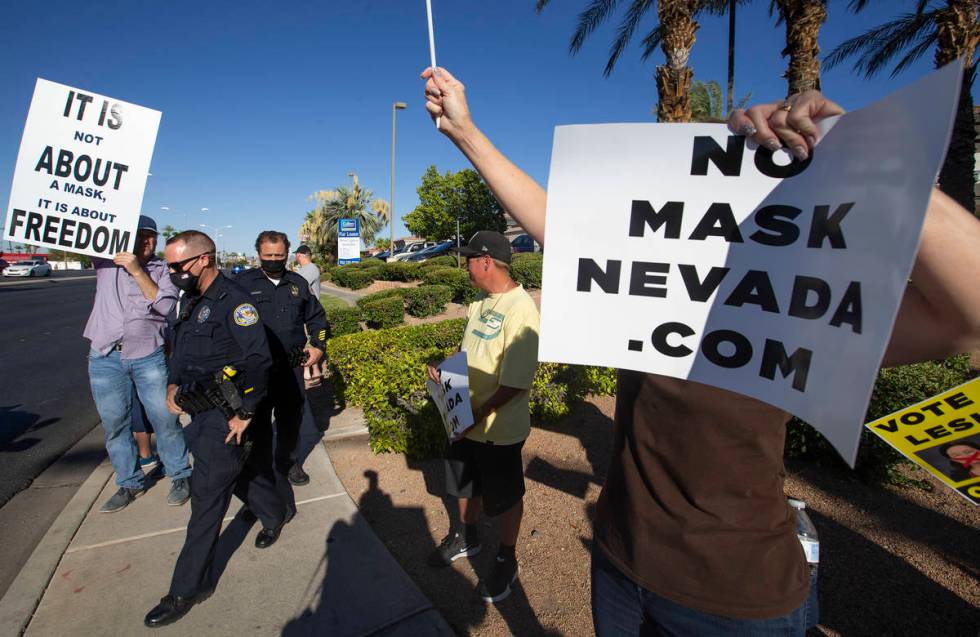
236, 231, 328, 513
145, 230, 288, 628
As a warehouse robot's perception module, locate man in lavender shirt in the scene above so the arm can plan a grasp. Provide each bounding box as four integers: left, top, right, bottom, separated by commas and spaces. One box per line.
85, 215, 192, 512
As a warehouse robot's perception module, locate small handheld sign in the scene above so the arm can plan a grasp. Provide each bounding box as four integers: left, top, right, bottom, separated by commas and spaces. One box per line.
426, 351, 475, 442
865, 377, 980, 505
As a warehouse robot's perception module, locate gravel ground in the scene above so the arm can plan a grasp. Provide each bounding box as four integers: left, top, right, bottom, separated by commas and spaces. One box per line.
327, 395, 980, 636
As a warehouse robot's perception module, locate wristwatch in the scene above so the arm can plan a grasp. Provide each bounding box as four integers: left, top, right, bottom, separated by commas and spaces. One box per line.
236, 409, 255, 420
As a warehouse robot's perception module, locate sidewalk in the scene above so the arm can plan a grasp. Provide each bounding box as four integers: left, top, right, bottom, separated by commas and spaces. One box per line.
0, 436, 453, 637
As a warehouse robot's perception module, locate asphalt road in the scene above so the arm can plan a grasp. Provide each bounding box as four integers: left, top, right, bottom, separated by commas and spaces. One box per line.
0, 272, 101, 507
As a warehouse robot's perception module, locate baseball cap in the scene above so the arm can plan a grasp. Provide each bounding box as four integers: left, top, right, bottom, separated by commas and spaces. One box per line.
137, 215, 158, 233
295, 245, 312, 255
454, 231, 512, 264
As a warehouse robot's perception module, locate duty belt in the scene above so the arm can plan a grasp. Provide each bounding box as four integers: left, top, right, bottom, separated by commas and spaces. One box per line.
175, 366, 245, 420
286, 347, 310, 368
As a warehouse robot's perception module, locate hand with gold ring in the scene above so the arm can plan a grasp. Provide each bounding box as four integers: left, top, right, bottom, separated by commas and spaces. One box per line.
728, 90, 843, 162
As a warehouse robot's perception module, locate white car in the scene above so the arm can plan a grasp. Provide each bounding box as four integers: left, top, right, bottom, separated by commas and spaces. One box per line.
388, 241, 437, 262
3, 259, 52, 277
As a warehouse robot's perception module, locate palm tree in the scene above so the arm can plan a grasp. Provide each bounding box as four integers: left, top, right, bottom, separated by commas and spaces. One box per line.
826, 0, 979, 214
161, 224, 178, 240
535, 0, 752, 121
690, 79, 752, 121
770, 0, 828, 95
301, 185, 388, 259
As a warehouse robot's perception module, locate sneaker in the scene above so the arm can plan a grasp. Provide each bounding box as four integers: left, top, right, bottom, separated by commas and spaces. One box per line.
99, 487, 144, 513
427, 529, 481, 567
478, 555, 519, 603
139, 453, 160, 473
167, 478, 191, 506
288, 464, 310, 486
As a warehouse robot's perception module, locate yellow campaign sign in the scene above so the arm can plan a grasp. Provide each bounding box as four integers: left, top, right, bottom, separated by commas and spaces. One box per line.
865, 377, 980, 505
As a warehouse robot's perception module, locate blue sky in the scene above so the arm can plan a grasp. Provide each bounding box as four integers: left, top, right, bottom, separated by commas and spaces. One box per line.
1, 0, 973, 254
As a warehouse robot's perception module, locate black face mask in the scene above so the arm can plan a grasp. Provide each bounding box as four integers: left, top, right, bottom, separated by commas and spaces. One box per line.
260, 259, 287, 276
170, 270, 200, 293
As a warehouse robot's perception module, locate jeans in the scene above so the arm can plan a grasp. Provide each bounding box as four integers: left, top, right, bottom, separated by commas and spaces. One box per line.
88, 347, 191, 489
591, 544, 818, 636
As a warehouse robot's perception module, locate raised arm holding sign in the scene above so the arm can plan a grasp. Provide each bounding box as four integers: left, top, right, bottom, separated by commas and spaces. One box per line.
421, 64, 980, 631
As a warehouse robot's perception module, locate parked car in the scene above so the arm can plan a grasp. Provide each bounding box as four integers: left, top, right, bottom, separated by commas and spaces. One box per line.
510, 233, 541, 254
405, 241, 454, 262
388, 241, 437, 262
0, 258, 8, 274
3, 259, 52, 277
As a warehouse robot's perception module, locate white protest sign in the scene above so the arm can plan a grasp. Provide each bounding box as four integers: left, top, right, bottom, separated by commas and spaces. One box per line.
426, 351, 475, 442
539, 62, 962, 464
4, 79, 161, 258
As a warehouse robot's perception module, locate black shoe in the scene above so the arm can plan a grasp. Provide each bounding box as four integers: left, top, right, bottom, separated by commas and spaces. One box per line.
144, 590, 212, 627
255, 509, 294, 549
288, 464, 310, 486
427, 529, 481, 567
478, 555, 519, 603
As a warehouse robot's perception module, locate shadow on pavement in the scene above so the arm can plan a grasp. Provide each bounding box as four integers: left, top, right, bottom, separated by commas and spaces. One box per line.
0, 404, 61, 449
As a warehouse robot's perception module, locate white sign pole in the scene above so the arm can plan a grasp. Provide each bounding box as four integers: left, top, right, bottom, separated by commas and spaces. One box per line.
538, 62, 963, 465
3, 79, 161, 259
425, 0, 440, 130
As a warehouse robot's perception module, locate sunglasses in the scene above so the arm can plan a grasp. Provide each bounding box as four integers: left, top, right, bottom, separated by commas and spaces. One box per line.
167, 252, 212, 272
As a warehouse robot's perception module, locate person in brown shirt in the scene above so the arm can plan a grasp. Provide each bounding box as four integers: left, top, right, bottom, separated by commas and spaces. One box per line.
419, 66, 980, 635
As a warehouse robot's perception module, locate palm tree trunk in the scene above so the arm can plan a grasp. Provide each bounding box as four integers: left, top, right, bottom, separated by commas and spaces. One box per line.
777, 0, 827, 96
935, 0, 979, 214
656, 0, 699, 122
727, 0, 736, 116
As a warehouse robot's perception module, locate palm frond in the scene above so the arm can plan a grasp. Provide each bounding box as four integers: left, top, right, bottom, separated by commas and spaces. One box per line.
639, 24, 664, 61
603, 0, 655, 76
848, 0, 932, 14
890, 33, 938, 77
569, 0, 622, 55
824, 11, 937, 77
535, 0, 552, 12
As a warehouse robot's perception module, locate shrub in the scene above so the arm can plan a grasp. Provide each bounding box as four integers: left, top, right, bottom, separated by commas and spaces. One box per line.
510, 253, 543, 289
331, 266, 374, 290
784, 354, 973, 484
356, 288, 410, 311
421, 255, 460, 269
327, 318, 617, 458
422, 267, 478, 304
404, 285, 453, 318
379, 261, 423, 281
324, 305, 362, 337
319, 264, 337, 280
360, 296, 405, 329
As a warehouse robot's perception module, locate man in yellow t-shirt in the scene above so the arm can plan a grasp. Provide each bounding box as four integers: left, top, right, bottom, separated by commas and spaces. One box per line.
426, 231, 540, 604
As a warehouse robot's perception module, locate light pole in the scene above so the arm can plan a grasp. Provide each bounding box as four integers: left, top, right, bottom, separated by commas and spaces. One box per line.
390, 101, 407, 257
200, 224, 232, 263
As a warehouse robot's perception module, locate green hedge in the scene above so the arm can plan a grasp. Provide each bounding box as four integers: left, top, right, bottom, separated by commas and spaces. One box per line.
421, 255, 460, 269
404, 285, 453, 318
327, 318, 616, 458
360, 296, 405, 329
324, 305, 362, 337
785, 354, 973, 484
356, 288, 410, 311
379, 261, 423, 281
511, 253, 543, 289
331, 266, 375, 290
422, 267, 478, 304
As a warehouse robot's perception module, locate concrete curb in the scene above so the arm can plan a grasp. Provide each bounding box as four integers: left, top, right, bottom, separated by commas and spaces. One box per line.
0, 460, 112, 636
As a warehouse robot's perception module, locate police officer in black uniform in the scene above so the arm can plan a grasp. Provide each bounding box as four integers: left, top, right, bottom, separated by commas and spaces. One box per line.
236, 231, 328, 513
145, 231, 287, 628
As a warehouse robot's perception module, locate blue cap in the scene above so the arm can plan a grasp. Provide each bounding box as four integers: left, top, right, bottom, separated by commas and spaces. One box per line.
137, 215, 158, 233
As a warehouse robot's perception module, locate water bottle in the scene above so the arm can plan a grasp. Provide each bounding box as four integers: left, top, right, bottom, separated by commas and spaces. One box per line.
788, 498, 819, 567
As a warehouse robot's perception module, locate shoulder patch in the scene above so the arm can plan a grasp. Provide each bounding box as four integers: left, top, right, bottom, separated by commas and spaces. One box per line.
233, 303, 259, 327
